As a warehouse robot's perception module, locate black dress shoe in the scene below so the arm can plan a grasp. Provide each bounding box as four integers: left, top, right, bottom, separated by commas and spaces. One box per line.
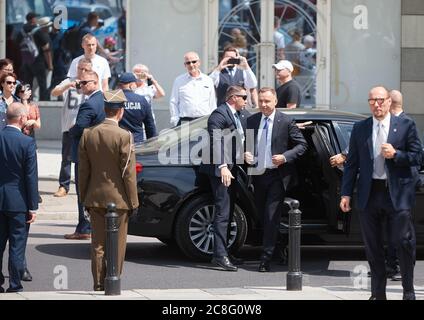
0, 287, 4, 293
21, 269, 32, 282
258, 260, 270, 272
403, 292, 416, 300
229, 254, 244, 265
6, 288, 23, 293
211, 256, 238, 271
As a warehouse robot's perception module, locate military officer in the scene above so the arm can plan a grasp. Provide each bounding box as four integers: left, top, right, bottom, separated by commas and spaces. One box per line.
78, 89, 139, 291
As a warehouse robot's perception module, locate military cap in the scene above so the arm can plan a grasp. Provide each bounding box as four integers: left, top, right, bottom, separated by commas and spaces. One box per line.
104, 89, 127, 109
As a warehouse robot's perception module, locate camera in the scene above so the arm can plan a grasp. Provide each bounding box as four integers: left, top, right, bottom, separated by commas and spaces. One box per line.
227, 58, 240, 65
97, 19, 105, 27
75, 81, 81, 90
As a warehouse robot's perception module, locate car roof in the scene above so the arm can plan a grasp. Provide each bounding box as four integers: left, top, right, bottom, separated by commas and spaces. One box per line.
137, 108, 367, 155
54, 2, 109, 9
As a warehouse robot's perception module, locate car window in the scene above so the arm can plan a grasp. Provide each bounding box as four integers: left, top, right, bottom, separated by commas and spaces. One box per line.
333, 121, 354, 152
96, 8, 112, 20
137, 117, 209, 156
68, 7, 91, 22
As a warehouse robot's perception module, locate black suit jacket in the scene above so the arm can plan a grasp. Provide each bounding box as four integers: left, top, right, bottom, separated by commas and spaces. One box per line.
246, 110, 308, 188
199, 103, 249, 177
69, 90, 106, 163
341, 115, 422, 211
0, 126, 38, 212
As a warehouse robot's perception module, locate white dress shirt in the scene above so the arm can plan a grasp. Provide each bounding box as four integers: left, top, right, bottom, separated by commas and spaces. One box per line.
169, 72, 217, 126
209, 67, 258, 90
372, 114, 390, 179
258, 110, 277, 170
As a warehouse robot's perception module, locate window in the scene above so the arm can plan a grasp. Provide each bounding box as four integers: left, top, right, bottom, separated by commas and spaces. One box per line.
333, 121, 354, 153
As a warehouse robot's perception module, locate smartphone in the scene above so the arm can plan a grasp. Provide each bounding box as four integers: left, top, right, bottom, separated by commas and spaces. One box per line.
147, 78, 153, 86
228, 58, 240, 65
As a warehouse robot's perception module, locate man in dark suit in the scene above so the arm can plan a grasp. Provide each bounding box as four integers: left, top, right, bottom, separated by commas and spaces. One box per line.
65, 70, 105, 240
340, 86, 422, 300
245, 87, 307, 272
200, 85, 249, 271
0, 102, 38, 293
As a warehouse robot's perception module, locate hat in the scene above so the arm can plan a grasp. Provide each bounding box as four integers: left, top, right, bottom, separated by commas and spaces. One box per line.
26, 12, 39, 22
272, 60, 294, 72
303, 35, 315, 44
104, 89, 127, 109
37, 17, 53, 28
118, 72, 140, 84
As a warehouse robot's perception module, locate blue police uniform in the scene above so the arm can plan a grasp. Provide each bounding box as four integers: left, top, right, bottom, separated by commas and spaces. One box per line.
120, 89, 157, 143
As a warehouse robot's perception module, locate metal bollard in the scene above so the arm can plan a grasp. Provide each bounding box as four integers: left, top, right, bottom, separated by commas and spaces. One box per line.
105, 203, 121, 295
285, 198, 302, 291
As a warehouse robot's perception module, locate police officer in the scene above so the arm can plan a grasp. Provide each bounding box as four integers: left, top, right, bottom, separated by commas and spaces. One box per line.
118, 72, 157, 143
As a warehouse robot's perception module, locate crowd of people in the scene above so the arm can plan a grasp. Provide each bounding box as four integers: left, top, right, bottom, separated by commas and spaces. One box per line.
0, 14, 421, 301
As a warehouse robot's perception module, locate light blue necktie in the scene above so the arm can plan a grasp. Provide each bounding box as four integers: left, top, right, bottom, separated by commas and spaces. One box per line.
374, 122, 385, 177
234, 112, 245, 142
258, 117, 269, 169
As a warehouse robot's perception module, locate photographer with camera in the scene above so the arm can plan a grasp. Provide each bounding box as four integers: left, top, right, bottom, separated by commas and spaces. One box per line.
51, 58, 92, 198
132, 64, 165, 105
209, 46, 258, 107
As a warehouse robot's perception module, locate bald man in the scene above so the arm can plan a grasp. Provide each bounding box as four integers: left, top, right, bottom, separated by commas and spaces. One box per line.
169, 51, 216, 126
389, 90, 404, 117
340, 86, 422, 300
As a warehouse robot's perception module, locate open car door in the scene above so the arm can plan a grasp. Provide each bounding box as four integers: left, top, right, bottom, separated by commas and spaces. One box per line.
311, 123, 351, 234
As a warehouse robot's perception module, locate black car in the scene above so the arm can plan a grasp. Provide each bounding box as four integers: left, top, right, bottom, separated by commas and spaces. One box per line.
129, 109, 424, 261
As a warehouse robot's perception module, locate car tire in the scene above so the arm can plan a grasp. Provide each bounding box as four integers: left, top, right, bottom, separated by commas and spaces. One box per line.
175, 194, 248, 261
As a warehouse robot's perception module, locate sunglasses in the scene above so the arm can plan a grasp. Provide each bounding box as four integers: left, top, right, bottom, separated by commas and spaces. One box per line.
5, 81, 16, 85
80, 80, 95, 86
185, 60, 198, 65
235, 94, 248, 101
368, 98, 387, 105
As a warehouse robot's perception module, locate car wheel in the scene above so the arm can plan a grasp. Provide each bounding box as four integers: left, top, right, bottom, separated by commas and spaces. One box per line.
175, 194, 248, 261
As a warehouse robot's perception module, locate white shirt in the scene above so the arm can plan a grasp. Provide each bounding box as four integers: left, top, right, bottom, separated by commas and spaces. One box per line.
6, 124, 21, 131
169, 72, 216, 126
274, 30, 286, 49
209, 67, 258, 90
135, 85, 157, 104
58, 78, 85, 132
372, 114, 390, 179
258, 110, 277, 169
67, 54, 111, 91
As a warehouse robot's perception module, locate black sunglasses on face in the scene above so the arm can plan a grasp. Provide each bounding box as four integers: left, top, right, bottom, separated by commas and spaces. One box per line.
5, 81, 16, 85
235, 94, 248, 101
185, 60, 198, 65
80, 80, 95, 86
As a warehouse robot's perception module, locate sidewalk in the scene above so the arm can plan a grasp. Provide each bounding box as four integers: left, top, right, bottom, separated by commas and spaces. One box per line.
1, 285, 420, 300
37, 140, 77, 221
28, 141, 421, 301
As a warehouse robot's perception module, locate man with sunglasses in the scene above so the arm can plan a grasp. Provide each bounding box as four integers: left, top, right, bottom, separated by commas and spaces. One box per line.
200, 85, 250, 271
51, 58, 93, 198
66, 71, 105, 240
169, 51, 216, 126
244, 87, 307, 272
340, 86, 422, 300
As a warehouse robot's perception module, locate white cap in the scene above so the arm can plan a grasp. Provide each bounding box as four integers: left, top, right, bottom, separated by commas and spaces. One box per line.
272, 60, 294, 72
